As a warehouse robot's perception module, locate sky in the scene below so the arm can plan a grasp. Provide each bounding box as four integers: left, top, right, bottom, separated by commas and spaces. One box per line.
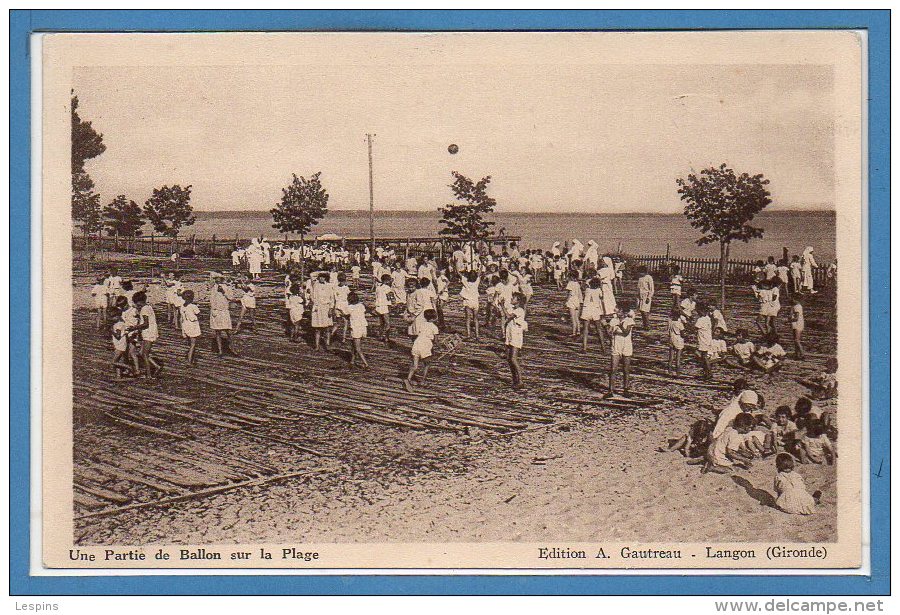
74, 55, 835, 214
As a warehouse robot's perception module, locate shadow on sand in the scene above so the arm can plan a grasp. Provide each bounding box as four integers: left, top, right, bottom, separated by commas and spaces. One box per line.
731, 475, 777, 508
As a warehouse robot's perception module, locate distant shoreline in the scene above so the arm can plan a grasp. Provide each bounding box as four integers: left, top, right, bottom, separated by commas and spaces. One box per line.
193, 209, 836, 219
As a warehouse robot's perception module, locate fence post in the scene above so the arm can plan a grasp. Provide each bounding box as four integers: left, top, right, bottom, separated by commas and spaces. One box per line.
150, 234, 155, 256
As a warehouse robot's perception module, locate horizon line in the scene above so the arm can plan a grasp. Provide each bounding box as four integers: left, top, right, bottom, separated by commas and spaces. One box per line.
192, 207, 836, 215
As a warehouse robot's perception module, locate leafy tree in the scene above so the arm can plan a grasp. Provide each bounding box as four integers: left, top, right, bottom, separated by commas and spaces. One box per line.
71, 93, 106, 175
677, 163, 772, 306
438, 171, 497, 259
143, 184, 196, 242
72, 171, 103, 237
103, 195, 145, 237
271, 172, 329, 278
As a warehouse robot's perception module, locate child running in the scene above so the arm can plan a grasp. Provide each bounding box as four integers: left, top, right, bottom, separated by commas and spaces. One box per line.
374, 274, 394, 343
404, 309, 439, 391
110, 307, 137, 377
131, 291, 162, 378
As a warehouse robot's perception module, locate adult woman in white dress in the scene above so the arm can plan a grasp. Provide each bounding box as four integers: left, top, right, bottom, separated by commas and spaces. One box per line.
583, 240, 600, 272
597, 256, 618, 317
801, 246, 818, 294
246, 240, 263, 279
567, 239, 584, 267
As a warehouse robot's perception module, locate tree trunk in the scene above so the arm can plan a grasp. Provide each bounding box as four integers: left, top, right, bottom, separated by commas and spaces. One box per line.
300, 233, 306, 280
719, 240, 730, 309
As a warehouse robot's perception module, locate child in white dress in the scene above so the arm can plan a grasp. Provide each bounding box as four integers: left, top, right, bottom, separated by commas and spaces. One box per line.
235, 276, 257, 333
330, 272, 351, 343
131, 291, 161, 378
607, 306, 635, 397
346, 291, 369, 368
668, 305, 686, 374
209, 277, 239, 357
374, 274, 394, 343
404, 309, 439, 391
179, 289, 202, 365
504, 293, 528, 389
287, 283, 305, 342
774, 453, 820, 514
581, 277, 608, 352
310, 273, 336, 351
110, 307, 137, 377
694, 303, 713, 380
636, 266, 654, 328
91, 275, 107, 330
565, 271, 583, 337
460, 270, 481, 340
669, 266, 683, 307
790, 296, 805, 359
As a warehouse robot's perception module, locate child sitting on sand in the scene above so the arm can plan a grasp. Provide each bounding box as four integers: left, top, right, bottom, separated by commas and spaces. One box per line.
703, 412, 756, 473
752, 332, 786, 373
808, 357, 839, 400
731, 328, 755, 368
796, 419, 837, 465
768, 405, 798, 454
774, 453, 821, 515
708, 327, 728, 362
659, 417, 714, 459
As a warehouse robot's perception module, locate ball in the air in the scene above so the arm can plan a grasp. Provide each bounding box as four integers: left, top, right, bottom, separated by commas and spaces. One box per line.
448, 144, 459, 154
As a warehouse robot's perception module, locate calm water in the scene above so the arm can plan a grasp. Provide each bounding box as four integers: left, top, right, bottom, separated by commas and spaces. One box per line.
187, 210, 836, 262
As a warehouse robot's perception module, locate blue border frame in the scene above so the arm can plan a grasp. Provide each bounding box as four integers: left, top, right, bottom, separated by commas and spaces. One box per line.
9, 9, 889, 596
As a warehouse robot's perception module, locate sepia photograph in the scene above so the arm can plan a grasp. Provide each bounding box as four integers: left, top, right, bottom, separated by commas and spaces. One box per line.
37, 30, 864, 570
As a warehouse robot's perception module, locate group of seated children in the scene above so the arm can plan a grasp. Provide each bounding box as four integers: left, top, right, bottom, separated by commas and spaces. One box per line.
730, 328, 788, 373
661, 379, 836, 514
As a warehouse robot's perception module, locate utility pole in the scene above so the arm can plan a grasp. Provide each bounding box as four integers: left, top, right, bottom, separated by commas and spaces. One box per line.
367, 133, 375, 256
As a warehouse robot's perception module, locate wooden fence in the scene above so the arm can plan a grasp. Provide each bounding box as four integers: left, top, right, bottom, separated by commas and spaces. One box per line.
620, 252, 830, 288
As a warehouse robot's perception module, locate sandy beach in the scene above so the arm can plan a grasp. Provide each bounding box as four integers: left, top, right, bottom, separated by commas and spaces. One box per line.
70, 254, 838, 547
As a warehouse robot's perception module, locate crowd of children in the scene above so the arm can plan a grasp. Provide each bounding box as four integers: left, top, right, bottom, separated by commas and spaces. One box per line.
89, 238, 837, 516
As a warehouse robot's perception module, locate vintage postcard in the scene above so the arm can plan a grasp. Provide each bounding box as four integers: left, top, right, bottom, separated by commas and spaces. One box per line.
39, 30, 864, 571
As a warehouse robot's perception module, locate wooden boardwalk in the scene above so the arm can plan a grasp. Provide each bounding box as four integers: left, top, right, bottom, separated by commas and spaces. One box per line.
71, 265, 837, 525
